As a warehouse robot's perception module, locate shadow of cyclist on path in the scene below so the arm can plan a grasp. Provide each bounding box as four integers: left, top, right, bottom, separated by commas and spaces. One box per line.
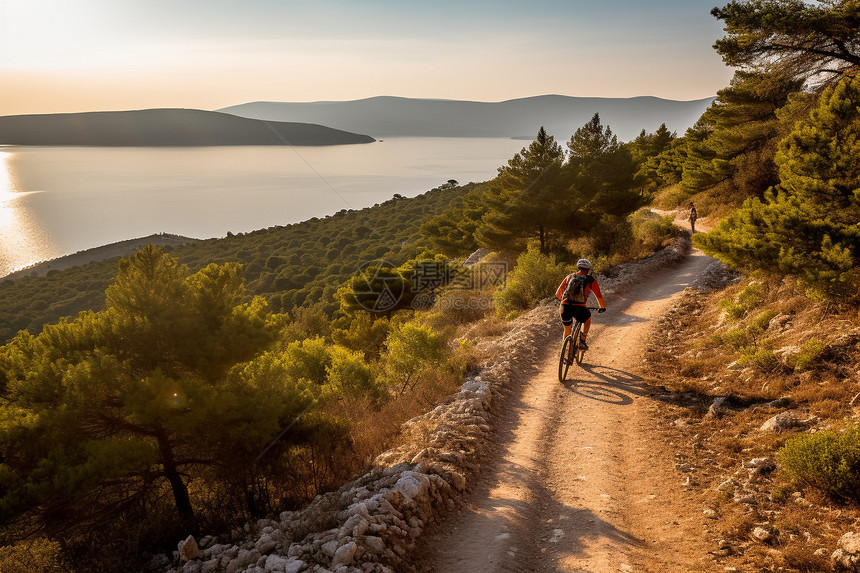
561, 364, 651, 405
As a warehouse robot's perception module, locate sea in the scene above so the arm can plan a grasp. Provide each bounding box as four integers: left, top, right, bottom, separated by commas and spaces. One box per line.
0, 137, 526, 277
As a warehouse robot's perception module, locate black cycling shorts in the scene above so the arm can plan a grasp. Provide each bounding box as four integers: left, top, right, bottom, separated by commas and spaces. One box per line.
560, 303, 591, 326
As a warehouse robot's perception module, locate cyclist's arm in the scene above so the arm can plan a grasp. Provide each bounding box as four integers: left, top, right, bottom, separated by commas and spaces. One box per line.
591, 280, 606, 309
555, 277, 568, 301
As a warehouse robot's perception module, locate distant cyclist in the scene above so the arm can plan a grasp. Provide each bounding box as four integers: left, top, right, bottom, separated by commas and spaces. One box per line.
555, 259, 606, 349
688, 201, 698, 233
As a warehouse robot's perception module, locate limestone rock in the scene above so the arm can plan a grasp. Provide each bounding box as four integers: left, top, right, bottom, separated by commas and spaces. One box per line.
707, 396, 729, 418
332, 542, 357, 568
178, 536, 202, 563
464, 248, 490, 267
255, 534, 277, 555
264, 554, 288, 571
833, 532, 860, 571
759, 411, 801, 433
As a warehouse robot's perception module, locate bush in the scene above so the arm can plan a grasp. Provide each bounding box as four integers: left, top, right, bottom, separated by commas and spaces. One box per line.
381, 321, 447, 396
778, 424, 860, 502
712, 328, 750, 348
719, 283, 764, 319
749, 308, 778, 332
629, 208, 684, 255
494, 241, 567, 314
652, 184, 692, 210
738, 347, 778, 371
793, 339, 828, 372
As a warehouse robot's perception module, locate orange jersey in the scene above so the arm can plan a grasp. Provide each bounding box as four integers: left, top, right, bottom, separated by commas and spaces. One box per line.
555, 271, 605, 307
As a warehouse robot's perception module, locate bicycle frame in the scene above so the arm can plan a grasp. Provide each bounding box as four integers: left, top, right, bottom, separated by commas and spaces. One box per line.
558, 306, 601, 383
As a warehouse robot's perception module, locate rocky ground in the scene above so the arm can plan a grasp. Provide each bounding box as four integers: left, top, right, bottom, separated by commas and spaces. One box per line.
644, 262, 860, 572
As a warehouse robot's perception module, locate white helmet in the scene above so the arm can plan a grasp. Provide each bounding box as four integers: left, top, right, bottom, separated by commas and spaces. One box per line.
576, 258, 592, 270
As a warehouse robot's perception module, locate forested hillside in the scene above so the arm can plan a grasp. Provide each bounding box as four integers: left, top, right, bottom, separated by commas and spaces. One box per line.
0, 184, 468, 341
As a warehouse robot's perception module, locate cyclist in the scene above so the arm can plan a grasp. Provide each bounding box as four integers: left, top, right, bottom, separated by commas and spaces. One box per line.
689, 201, 698, 233
555, 259, 606, 350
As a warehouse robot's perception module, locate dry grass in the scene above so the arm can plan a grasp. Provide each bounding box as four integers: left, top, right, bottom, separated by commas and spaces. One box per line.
651, 183, 691, 210
644, 272, 860, 571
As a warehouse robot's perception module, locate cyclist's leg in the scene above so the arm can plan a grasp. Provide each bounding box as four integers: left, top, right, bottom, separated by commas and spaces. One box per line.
560, 304, 574, 339
580, 316, 593, 343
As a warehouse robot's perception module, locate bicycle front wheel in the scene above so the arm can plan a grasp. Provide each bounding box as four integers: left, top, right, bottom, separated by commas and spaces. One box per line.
558, 336, 573, 382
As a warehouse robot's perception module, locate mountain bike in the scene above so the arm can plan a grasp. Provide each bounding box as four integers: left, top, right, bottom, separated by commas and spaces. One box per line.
558, 307, 602, 382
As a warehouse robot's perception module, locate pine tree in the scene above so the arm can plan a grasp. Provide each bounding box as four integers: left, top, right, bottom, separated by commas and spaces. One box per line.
564, 113, 641, 221
776, 74, 860, 222
696, 75, 860, 301
712, 0, 860, 90
475, 127, 566, 252
0, 247, 340, 531
679, 71, 802, 200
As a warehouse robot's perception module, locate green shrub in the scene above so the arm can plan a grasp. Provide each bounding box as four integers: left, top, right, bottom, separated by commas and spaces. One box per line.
381, 321, 447, 396
494, 241, 567, 314
712, 328, 750, 348
778, 424, 860, 502
770, 484, 792, 503
719, 283, 764, 319
629, 208, 684, 253
0, 538, 64, 572
738, 347, 778, 371
749, 308, 778, 332
793, 339, 828, 372
652, 184, 692, 210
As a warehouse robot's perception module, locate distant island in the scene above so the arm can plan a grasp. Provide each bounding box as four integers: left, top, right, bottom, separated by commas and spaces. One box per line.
219, 95, 715, 141
0, 108, 376, 146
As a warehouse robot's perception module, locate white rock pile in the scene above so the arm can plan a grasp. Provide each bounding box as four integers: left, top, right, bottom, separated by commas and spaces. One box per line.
155, 366, 511, 573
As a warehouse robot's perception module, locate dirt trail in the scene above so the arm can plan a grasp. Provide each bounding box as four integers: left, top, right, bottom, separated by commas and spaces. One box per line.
422, 250, 720, 573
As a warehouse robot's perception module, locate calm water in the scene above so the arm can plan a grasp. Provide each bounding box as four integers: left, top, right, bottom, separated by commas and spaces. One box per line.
0, 138, 525, 277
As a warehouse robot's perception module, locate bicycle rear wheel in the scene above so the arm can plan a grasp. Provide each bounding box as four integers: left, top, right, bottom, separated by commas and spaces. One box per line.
575, 344, 586, 365
572, 321, 585, 365
558, 336, 573, 382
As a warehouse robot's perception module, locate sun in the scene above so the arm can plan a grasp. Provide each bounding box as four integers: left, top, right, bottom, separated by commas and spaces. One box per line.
0, 0, 116, 70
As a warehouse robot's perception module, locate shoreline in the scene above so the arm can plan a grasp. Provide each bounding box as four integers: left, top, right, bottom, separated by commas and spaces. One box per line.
2, 233, 200, 282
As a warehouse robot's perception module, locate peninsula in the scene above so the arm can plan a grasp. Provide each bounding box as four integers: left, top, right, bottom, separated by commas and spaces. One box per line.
0, 108, 376, 146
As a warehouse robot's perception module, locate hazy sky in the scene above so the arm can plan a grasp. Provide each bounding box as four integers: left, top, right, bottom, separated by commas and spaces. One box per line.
0, 0, 734, 116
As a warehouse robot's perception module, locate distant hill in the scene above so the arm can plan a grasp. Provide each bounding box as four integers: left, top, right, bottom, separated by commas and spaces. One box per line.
0, 109, 376, 146
4, 233, 199, 281
219, 95, 715, 141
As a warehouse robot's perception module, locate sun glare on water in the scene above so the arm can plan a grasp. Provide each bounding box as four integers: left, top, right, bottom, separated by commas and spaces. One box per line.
0, 151, 56, 277
0, 151, 18, 229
